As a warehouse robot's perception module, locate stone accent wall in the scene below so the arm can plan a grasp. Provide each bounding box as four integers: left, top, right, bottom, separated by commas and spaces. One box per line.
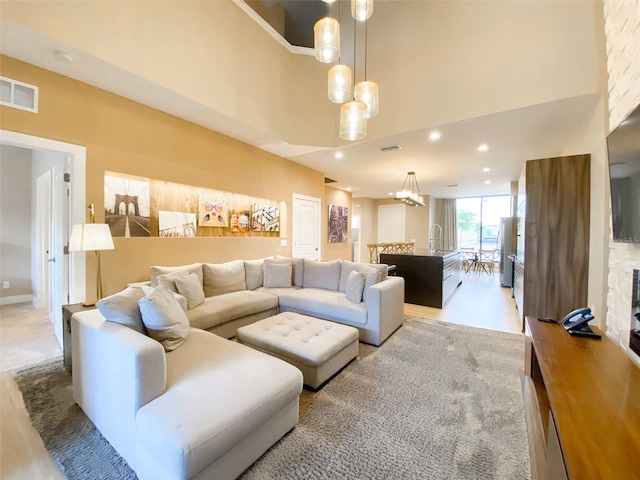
603, 0, 640, 364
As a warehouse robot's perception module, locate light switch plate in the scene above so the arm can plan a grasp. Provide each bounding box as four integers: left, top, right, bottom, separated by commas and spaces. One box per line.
280, 239, 287, 247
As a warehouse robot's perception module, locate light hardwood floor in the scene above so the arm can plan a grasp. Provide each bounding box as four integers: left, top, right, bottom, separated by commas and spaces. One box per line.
0, 273, 520, 479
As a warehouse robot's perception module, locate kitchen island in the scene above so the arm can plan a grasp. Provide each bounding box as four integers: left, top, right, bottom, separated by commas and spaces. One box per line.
380, 249, 462, 308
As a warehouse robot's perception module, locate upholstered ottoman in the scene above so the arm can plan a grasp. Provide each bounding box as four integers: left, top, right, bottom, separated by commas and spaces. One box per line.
237, 312, 359, 389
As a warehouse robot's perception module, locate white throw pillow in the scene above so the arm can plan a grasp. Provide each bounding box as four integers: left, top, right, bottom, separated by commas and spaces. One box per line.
97, 286, 147, 334
359, 265, 382, 302
138, 285, 190, 352
174, 273, 205, 310
345, 270, 365, 303
263, 263, 293, 288
156, 270, 187, 293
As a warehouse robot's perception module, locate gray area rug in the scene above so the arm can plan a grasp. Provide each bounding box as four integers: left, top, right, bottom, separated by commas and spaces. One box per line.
16, 317, 530, 479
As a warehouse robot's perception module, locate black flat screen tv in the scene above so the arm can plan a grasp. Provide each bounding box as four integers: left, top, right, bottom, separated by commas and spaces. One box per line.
607, 102, 640, 244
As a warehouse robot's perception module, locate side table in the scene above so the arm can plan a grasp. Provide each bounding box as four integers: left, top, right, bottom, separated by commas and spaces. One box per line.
62, 303, 97, 373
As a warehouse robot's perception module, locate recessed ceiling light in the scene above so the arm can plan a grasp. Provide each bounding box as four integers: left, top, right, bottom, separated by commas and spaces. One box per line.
429, 131, 441, 141
388, 192, 393, 196
335, 152, 343, 159
482, 167, 490, 172
346, 187, 351, 191
484, 180, 491, 184
478, 144, 489, 152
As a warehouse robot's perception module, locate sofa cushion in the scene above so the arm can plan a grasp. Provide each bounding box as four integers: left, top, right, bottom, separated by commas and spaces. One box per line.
135, 329, 302, 479
96, 286, 147, 334
186, 290, 279, 330
244, 259, 264, 290
150, 263, 203, 288
302, 259, 340, 291
263, 263, 292, 288
175, 273, 205, 310
138, 285, 190, 352
345, 270, 365, 303
278, 288, 367, 325
203, 260, 247, 297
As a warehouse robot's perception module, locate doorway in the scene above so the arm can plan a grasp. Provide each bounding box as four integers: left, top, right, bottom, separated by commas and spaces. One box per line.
292, 193, 321, 260
0, 130, 87, 346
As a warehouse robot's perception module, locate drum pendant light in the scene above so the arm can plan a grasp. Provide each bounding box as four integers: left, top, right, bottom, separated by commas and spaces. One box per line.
351, 0, 373, 21
314, 17, 340, 64
328, 64, 352, 103
340, 100, 367, 140
354, 18, 378, 117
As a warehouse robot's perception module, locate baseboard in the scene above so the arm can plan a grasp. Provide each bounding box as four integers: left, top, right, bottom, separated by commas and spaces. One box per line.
0, 294, 34, 306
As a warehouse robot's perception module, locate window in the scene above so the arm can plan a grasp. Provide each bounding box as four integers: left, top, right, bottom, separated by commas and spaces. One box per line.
456, 196, 511, 250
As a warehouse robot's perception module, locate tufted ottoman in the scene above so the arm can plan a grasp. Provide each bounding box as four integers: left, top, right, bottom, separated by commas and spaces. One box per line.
237, 312, 359, 389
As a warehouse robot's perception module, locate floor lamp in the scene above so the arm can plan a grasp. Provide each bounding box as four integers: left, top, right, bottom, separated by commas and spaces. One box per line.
69, 223, 114, 306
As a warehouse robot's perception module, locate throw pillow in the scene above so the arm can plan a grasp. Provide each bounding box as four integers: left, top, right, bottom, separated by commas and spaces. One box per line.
149, 263, 203, 287
302, 259, 341, 291
360, 265, 382, 302
339, 260, 360, 292
138, 285, 190, 352
244, 259, 265, 290
263, 263, 293, 288
274, 255, 304, 286
174, 273, 205, 310
156, 270, 187, 293
345, 270, 365, 303
203, 260, 247, 297
96, 286, 147, 334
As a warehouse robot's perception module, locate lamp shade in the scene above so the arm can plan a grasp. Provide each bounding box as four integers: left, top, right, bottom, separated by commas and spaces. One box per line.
340, 101, 367, 141
328, 64, 352, 103
69, 223, 114, 251
354, 80, 379, 118
351, 0, 373, 21
314, 17, 340, 64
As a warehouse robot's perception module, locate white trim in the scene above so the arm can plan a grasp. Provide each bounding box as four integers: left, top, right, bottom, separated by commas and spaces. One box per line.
0, 294, 34, 306
0, 130, 86, 305
232, 0, 314, 57
0, 75, 39, 113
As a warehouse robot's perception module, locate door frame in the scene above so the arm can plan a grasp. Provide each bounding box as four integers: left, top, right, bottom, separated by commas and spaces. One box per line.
0, 130, 87, 344
292, 193, 321, 260
351, 212, 361, 262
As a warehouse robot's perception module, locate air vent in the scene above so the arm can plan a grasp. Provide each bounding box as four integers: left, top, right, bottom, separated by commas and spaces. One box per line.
0, 76, 38, 113
447, 184, 459, 188
380, 144, 402, 152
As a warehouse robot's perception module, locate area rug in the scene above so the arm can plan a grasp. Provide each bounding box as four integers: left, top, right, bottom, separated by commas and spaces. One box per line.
15, 317, 530, 479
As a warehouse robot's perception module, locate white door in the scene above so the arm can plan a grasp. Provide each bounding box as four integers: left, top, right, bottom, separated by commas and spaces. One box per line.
378, 204, 405, 243
292, 193, 321, 260
35, 171, 52, 311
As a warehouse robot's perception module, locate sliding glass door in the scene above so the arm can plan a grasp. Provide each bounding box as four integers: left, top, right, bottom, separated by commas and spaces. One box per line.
456, 196, 511, 250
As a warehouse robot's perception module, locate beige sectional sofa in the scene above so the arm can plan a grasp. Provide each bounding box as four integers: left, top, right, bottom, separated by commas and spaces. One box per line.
148, 256, 405, 346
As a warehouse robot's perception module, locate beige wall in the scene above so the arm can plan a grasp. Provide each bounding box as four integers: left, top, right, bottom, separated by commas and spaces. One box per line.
352, 197, 375, 263
0, 56, 325, 298
323, 186, 352, 261
603, 0, 640, 364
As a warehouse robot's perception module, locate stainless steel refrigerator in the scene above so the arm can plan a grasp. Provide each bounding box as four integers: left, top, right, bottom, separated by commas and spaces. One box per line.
499, 217, 515, 287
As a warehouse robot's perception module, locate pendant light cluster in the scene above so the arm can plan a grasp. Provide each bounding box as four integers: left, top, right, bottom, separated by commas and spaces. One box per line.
314, 0, 378, 141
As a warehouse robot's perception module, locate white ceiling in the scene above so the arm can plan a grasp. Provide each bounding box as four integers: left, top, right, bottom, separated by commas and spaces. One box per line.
0, 4, 602, 200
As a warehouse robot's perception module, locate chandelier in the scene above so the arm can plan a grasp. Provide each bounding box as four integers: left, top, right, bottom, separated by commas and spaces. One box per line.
394, 172, 425, 207
314, 0, 378, 141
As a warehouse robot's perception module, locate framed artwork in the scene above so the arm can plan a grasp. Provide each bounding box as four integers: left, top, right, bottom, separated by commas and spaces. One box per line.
158, 211, 197, 238
198, 194, 228, 227
328, 204, 348, 243
252, 204, 280, 232
230, 208, 251, 233
104, 173, 151, 237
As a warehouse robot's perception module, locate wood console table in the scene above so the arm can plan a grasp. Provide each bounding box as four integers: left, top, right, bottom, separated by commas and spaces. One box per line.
523, 316, 640, 479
